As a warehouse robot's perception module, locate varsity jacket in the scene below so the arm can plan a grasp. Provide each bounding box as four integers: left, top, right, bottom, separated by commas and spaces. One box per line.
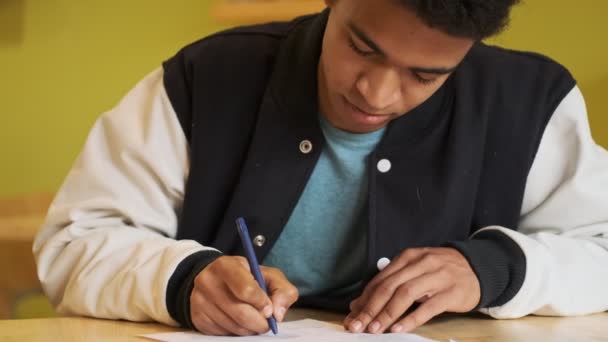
34, 10, 608, 327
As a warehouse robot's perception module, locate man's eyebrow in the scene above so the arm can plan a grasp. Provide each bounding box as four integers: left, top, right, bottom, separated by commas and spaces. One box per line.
347, 21, 460, 75
347, 22, 387, 56
411, 66, 458, 74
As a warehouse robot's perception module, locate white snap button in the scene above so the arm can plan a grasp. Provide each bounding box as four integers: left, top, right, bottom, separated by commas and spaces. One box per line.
253, 235, 266, 247
299, 140, 313, 154
377, 257, 391, 271
377, 159, 391, 173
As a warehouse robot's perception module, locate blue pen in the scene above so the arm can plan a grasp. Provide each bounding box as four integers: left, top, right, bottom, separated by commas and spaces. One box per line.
235, 217, 279, 335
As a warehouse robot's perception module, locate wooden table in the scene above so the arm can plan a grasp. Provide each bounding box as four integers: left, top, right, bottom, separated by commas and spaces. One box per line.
0, 309, 606, 341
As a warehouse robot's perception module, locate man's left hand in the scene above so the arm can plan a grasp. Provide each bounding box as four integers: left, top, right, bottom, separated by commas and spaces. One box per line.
344, 247, 480, 334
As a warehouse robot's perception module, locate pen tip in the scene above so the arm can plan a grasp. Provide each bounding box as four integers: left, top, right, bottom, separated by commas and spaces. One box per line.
270, 319, 278, 335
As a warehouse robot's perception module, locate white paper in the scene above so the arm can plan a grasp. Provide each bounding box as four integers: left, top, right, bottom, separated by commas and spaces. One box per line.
140, 319, 437, 342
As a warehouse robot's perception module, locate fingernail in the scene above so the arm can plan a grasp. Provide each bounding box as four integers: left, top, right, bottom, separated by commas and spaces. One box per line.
263, 305, 273, 317
369, 321, 380, 333
391, 324, 403, 333
351, 320, 362, 332
277, 307, 286, 320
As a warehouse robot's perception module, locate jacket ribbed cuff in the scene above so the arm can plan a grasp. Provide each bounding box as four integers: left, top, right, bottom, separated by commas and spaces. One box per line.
166, 250, 223, 328
445, 229, 526, 309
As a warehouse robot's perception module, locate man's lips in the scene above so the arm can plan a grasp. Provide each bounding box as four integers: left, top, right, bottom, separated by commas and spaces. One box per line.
344, 97, 393, 117
340, 96, 395, 127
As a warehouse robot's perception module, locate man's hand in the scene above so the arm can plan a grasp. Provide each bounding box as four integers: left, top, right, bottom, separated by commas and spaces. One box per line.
190, 256, 299, 336
344, 247, 480, 334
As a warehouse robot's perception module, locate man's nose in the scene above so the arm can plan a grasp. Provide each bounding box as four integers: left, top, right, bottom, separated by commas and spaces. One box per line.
355, 66, 401, 111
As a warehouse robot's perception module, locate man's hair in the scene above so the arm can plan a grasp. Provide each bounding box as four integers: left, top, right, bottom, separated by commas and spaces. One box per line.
398, 0, 521, 40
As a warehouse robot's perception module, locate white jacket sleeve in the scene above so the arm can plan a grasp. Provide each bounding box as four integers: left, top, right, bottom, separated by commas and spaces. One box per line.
33, 68, 218, 325
478, 86, 608, 318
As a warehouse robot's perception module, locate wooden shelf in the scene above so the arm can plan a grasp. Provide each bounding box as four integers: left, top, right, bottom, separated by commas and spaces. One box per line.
0, 193, 52, 241
212, 0, 326, 24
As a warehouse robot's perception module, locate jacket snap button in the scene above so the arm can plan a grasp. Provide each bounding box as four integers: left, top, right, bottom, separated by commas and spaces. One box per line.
253, 235, 266, 247
377, 159, 391, 173
377, 257, 391, 271
299, 140, 313, 154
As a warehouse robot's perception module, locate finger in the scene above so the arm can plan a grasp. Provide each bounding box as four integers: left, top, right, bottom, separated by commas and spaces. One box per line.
190, 292, 233, 336
193, 261, 270, 335
390, 291, 451, 333
262, 267, 299, 322
235, 255, 251, 271
220, 258, 273, 312
205, 296, 258, 336
344, 297, 363, 328
345, 296, 363, 327
221, 284, 272, 334
416, 294, 431, 303
215, 284, 272, 334
349, 296, 363, 313
367, 248, 429, 290
348, 254, 440, 333
193, 311, 232, 336
353, 249, 429, 314
368, 271, 447, 334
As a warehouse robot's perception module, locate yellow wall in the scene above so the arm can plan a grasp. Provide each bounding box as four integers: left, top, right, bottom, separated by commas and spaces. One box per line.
489, 0, 608, 149
0, 1, 225, 196
0, 1, 606, 196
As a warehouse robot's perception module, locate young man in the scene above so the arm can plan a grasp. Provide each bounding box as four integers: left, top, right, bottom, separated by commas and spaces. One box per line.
34, 0, 608, 336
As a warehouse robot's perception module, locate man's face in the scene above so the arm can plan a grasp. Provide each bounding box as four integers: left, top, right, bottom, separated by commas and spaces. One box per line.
318, 0, 474, 133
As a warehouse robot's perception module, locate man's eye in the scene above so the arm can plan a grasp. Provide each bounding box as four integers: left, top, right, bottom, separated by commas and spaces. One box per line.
412, 72, 437, 85
348, 38, 374, 57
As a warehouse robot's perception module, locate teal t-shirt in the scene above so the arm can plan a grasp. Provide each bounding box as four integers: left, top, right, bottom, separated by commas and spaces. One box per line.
262, 114, 385, 296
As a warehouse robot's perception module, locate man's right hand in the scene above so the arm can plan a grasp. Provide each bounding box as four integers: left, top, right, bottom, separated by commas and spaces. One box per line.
190, 255, 299, 336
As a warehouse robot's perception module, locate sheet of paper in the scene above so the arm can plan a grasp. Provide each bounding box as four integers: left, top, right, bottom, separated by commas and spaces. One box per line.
140, 319, 437, 342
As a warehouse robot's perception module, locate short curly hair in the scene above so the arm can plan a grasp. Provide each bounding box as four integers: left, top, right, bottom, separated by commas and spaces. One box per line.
398, 0, 521, 40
